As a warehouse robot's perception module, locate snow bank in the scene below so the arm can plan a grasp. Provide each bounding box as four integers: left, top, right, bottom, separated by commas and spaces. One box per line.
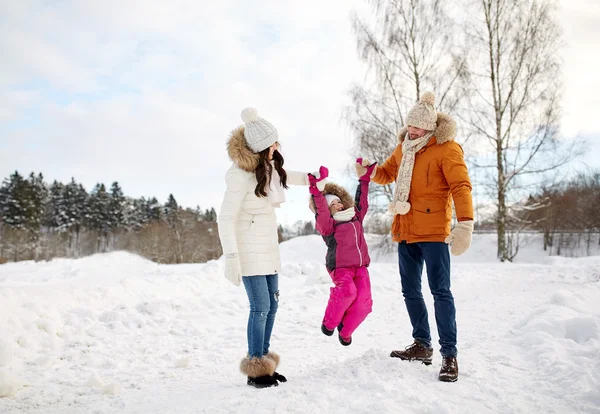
511, 287, 600, 411
0, 237, 599, 413
0, 251, 228, 405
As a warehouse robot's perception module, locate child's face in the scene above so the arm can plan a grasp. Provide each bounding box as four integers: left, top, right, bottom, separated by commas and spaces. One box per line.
329, 199, 344, 214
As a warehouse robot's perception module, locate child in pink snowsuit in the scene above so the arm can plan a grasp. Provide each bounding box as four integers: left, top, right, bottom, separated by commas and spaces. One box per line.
308, 160, 377, 346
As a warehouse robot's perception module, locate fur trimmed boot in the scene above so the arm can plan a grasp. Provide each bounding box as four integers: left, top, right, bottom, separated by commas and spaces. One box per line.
240, 356, 278, 388
265, 352, 280, 368
247, 375, 279, 388
265, 352, 287, 383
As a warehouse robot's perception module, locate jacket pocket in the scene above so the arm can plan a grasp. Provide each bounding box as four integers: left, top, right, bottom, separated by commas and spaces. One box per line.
235, 215, 256, 253
411, 199, 449, 236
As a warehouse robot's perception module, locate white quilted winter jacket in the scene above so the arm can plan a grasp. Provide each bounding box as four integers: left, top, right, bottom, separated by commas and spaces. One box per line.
218, 126, 308, 277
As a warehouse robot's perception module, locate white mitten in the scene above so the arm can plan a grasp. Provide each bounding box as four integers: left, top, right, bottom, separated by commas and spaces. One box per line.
444, 220, 474, 256
389, 200, 411, 215
224, 254, 242, 286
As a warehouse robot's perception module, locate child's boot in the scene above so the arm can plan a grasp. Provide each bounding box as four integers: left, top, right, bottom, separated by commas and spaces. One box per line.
337, 323, 352, 346
321, 323, 334, 336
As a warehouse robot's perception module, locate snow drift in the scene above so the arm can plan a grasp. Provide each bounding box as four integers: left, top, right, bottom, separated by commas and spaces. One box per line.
0, 235, 599, 413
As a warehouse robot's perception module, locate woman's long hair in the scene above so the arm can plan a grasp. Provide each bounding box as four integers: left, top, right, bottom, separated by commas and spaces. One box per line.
254, 148, 288, 197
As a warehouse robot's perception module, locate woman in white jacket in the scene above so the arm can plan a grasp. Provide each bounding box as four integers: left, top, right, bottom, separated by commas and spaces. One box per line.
218, 108, 321, 388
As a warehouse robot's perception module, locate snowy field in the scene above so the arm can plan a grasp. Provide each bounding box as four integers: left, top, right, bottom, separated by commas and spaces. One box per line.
1, 234, 599, 414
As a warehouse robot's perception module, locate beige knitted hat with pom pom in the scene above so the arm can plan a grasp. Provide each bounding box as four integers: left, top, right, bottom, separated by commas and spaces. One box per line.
406, 92, 437, 131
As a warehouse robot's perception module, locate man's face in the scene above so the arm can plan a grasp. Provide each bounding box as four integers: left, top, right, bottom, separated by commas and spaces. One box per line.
408, 126, 429, 140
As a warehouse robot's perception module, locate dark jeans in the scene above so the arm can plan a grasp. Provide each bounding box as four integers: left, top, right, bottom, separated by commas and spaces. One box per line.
398, 242, 457, 357
242, 274, 279, 359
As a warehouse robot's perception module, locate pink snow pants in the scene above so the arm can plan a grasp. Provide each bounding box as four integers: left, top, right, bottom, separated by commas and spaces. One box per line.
322, 266, 373, 338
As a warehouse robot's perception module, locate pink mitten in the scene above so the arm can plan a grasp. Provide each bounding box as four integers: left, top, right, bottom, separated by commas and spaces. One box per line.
308, 166, 329, 195
356, 158, 377, 182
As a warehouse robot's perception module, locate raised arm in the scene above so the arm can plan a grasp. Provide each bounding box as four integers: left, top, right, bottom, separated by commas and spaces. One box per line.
354, 159, 377, 223
312, 190, 335, 236
372, 146, 401, 185
308, 167, 334, 236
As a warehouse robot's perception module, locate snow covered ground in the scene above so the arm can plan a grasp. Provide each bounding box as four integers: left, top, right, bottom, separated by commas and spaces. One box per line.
1, 235, 599, 413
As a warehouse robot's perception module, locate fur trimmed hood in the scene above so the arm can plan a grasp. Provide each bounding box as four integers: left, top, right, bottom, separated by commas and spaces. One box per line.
309, 182, 354, 213
398, 112, 457, 145
227, 125, 260, 172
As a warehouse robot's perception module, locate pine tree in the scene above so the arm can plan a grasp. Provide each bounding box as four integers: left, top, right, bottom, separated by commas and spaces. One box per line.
146, 197, 163, 222
164, 194, 179, 228
0, 172, 45, 232
0, 172, 47, 259
46, 180, 65, 229
29, 173, 49, 225
62, 179, 88, 256
163, 194, 183, 263
301, 221, 316, 236
204, 207, 217, 222
0, 171, 30, 260
109, 182, 126, 231
127, 197, 149, 231
25, 173, 47, 252
193, 205, 203, 221
0, 171, 28, 228
87, 183, 112, 252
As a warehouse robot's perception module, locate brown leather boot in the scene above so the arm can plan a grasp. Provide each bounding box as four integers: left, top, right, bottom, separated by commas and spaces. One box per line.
390, 340, 433, 365
438, 357, 458, 382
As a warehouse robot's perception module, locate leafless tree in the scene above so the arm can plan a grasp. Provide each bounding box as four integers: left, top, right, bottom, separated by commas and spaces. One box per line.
345, 0, 470, 204
463, 0, 576, 261
519, 170, 600, 256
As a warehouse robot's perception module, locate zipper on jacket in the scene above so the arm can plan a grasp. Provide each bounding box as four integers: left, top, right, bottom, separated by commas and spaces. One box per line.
351, 221, 363, 267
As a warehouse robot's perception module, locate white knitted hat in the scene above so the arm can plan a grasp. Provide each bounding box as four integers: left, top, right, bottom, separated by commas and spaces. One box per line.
406, 92, 437, 131
325, 194, 341, 206
240, 107, 279, 153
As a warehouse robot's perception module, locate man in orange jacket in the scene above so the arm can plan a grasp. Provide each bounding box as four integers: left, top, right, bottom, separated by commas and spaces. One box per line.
357, 92, 474, 382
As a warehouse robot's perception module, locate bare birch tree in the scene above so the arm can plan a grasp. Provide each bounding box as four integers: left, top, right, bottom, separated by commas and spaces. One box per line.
345, 0, 470, 205
464, 0, 573, 261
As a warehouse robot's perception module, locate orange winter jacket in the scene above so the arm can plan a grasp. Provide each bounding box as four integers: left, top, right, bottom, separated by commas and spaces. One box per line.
373, 113, 473, 243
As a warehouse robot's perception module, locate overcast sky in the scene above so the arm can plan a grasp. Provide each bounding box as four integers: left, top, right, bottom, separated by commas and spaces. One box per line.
1, 0, 599, 226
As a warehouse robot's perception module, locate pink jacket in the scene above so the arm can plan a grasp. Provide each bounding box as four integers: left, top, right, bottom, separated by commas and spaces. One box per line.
311, 180, 371, 272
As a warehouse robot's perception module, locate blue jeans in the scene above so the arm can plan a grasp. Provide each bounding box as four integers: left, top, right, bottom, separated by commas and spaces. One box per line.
242, 274, 279, 359
398, 242, 457, 357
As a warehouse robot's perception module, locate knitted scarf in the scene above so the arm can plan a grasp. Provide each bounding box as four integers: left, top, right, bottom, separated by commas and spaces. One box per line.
389, 131, 434, 215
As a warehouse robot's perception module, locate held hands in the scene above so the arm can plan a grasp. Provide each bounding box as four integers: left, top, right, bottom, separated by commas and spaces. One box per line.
444, 220, 474, 256
224, 253, 242, 286
308, 166, 329, 195
355, 158, 377, 182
